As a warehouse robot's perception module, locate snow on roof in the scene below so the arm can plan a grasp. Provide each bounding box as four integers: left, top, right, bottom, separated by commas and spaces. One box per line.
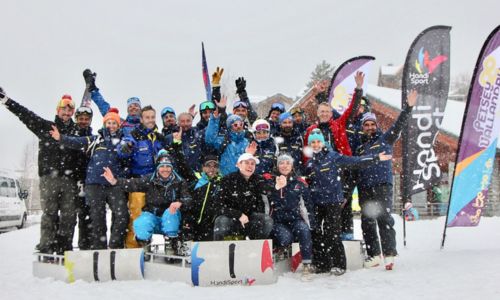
380, 65, 403, 76
366, 84, 500, 149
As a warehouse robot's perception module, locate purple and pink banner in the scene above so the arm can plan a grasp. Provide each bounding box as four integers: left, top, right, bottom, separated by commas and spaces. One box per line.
202, 42, 212, 101
327, 56, 375, 114
446, 25, 500, 227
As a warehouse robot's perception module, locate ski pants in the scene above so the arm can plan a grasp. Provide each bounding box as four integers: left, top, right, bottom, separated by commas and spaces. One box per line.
38, 175, 77, 254
213, 213, 273, 241
341, 170, 357, 235
126, 192, 146, 248
76, 181, 92, 250
272, 219, 312, 263
86, 184, 128, 250
133, 210, 181, 242
359, 184, 397, 257
312, 202, 346, 272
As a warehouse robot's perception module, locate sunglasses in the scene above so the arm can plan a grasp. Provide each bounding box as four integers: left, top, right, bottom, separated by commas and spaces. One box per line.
231, 121, 244, 128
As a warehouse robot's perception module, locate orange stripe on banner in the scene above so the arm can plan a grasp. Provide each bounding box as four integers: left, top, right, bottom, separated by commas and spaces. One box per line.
455, 149, 485, 176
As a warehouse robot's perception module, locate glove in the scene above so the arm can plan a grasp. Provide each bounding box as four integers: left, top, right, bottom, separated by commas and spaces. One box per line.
211, 67, 224, 87
83, 69, 98, 92
0, 87, 8, 104
235, 77, 246, 94
120, 140, 134, 154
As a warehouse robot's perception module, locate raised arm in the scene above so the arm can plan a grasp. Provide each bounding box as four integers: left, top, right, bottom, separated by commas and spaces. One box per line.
384, 89, 417, 145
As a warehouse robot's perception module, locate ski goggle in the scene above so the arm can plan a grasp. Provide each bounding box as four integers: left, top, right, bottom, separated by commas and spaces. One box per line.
271, 102, 285, 112
199, 101, 216, 111
233, 101, 248, 109
254, 124, 270, 131
56, 98, 75, 110
161, 107, 176, 118
75, 106, 93, 116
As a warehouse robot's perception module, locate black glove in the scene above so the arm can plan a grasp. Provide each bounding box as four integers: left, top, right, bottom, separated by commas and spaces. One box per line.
235, 77, 246, 94
83, 69, 98, 92
0, 87, 8, 104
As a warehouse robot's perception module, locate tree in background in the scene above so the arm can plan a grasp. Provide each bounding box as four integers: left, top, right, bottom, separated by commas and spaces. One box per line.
449, 72, 471, 102
306, 60, 335, 89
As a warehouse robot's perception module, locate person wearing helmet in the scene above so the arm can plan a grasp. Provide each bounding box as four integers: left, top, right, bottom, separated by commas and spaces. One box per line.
160, 106, 178, 136
72, 106, 94, 250
251, 119, 276, 175
266, 102, 285, 136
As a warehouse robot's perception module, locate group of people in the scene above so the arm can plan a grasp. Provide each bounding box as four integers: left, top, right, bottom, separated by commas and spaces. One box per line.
0, 67, 417, 280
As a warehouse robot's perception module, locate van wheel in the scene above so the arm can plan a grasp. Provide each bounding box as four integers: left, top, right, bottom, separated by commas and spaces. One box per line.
17, 213, 27, 229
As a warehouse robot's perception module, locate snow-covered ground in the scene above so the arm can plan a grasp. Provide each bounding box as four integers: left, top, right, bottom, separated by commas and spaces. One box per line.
1, 216, 499, 300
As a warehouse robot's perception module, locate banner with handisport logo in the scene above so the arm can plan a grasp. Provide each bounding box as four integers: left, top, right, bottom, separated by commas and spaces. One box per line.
445, 25, 500, 228
401, 26, 451, 200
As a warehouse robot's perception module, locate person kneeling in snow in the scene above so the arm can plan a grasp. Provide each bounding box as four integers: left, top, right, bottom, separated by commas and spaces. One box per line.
213, 152, 273, 241
102, 150, 191, 253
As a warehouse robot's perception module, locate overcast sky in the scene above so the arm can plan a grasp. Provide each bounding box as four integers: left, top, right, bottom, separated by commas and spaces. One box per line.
1, 0, 498, 171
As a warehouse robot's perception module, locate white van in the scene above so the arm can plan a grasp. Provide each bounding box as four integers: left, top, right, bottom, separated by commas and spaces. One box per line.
0, 170, 28, 231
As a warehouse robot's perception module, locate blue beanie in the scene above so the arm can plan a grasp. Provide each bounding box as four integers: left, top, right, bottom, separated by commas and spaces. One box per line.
226, 114, 243, 128
127, 97, 141, 108
279, 112, 293, 124
308, 129, 325, 145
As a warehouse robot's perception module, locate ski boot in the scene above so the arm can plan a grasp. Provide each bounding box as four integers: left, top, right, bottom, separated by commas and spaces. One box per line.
384, 256, 395, 270
364, 255, 382, 268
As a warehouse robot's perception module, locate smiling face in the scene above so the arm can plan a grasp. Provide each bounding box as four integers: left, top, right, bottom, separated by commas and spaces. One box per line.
127, 103, 141, 116
76, 114, 92, 129
310, 139, 324, 152
231, 120, 244, 133
202, 161, 219, 178
278, 159, 293, 176
233, 107, 248, 119
157, 165, 172, 179
105, 119, 119, 134
317, 103, 333, 123
141, 109, 156, 129
362, 120, 378, 136
254, 130, 270, 141
163, 113, 176, 127
237, 159, 256, 179
57, 106, 74, 123
269, 110, 280, 121
178, 113, 193, 131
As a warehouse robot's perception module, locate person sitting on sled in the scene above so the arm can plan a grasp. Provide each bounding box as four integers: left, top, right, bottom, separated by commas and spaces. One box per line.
102, 149, 192, 254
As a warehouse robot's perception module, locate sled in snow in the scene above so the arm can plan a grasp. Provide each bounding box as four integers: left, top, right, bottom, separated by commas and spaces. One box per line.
33, 239, 365, 285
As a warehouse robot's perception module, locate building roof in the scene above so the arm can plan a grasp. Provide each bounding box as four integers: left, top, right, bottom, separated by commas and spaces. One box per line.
379, 65, 403, 76
366, 84, 500, 149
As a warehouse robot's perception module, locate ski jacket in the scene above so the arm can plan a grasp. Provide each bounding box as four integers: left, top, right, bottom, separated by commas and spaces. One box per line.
304, 148, 378, 205
254, 137, 277, 175
216, 172, 266, 219
356, 106, 413, 190
275, 130, 304, 173
4, 98, 82, 179
205, 114, 250, 176
165, 127, 205, 171
304, 88, 363, 157
60, 128, 128, 185
117, 125, 165, 177
265, 175, 314, 228
72, 126, 93, 182
117, 174, 192, 217
167, 141, 223, 230
90, 90, 140, 137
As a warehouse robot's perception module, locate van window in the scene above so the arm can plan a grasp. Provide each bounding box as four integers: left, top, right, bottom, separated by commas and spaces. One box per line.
0, 176, 17, 198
